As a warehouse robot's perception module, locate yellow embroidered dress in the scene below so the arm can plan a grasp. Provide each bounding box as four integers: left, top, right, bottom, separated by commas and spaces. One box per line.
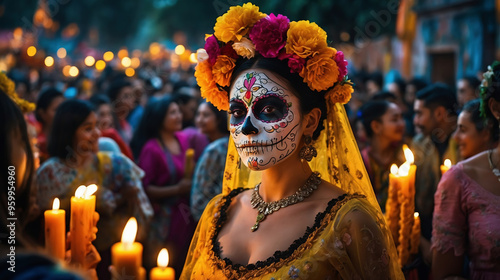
183, 191, 400, 279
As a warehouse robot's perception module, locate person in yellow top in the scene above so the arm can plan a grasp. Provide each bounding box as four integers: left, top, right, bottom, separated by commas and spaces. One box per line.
411, 83, 459, 273
181, 3, 403, 279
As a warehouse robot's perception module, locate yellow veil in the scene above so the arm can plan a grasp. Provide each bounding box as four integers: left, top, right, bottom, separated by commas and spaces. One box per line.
184, 3, 403, 278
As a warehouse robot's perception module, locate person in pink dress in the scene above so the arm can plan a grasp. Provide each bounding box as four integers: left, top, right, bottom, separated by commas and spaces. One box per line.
432, 62, 500, 279
131, 96, 197, 274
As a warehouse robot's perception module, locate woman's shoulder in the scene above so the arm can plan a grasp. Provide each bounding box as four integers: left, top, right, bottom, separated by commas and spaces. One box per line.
37, 157, 66, 174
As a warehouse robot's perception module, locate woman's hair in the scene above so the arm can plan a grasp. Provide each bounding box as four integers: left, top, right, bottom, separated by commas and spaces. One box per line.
89, 93, 111, 109
48, 99, 94, 160
130, 96, 178, 158
35, 87, 63, 124
200, 100, 229, 135
107, 78, 132, 102
0, 91, 34, 236
358, 100, 391, 138
228, 57, 327, 140
462, 99, 499, 142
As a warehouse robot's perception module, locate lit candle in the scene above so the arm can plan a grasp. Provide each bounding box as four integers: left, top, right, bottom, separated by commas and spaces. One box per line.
150, 248, 175, 280
111, 217, 145, 280
440, 159, 452, 175
397, 162, 412, 266
386, 164, 401, 245
184, 148, 195, 179
410, 212, 421, 254
44, 198, 65, 260
70, 185, 97, 267
403, 145, 417, 203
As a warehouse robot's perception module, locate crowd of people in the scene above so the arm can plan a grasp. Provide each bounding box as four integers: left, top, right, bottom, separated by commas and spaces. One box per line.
1, 3, 499, 280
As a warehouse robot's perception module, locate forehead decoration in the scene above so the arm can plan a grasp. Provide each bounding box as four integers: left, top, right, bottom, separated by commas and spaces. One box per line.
194, 2, 354, 112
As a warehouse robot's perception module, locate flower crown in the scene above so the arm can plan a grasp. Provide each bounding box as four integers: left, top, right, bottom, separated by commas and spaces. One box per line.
195, 2, 353, 111
479, 61, 500, 118
0, 72, 35, 113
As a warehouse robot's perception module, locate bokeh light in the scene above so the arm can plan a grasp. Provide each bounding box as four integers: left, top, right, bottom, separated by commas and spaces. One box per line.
175, 45, 185, 55
189, 53, 197, 64
95, 60, 106, 71
130, 57, 140, 68
57, 48, 67, 59
27, 46, 37, 57
62, 65, 71, 76
121, 57, 131, 67
69, 66, 79, 77
125, 68, 135, 77
84, 56, 95, 67
103, 51, 114, 61
44, 56, 54, 67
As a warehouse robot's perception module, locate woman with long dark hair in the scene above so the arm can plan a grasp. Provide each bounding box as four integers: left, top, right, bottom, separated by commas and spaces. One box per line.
131, 96, 196, 274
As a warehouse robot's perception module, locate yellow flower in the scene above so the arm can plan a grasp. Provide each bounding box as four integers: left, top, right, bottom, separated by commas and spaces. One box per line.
0, 72, 35, 113
232, 37, 255, 59
194, 60, 229, 111
326, 82, 354, 104
286, 20, 328, 58
214, 2, 266, 43
212, 55, 236, 87
300, 47, 339, 91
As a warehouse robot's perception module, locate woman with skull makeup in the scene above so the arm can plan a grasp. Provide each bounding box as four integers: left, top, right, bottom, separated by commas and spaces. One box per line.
180, 4, 403, 279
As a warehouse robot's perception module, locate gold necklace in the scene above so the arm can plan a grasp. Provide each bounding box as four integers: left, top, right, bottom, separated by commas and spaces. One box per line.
488, 149, 500, 182
250, 172, 322, 232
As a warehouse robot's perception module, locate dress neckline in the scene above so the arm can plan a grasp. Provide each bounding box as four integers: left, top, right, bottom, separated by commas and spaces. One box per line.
208, 188, 362, 277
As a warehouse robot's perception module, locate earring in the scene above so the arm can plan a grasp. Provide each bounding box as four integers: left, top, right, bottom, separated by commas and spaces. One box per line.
299, 135, 317, 162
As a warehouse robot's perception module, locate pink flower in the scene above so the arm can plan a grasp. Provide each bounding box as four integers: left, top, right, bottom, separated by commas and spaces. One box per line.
205, 35, 220, 65
249, 13, 290, 58
334, 51, 348, 81
220, 44, 238, 60
278, 53, 305, 73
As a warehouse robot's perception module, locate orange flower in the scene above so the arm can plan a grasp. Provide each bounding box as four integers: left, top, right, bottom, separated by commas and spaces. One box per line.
212, 55, 236, 87
194, 60, 229, 111
326, 82, 354, 104
286, 20, 328, 59
214, 3, 266, 43
300, 47, 339, 91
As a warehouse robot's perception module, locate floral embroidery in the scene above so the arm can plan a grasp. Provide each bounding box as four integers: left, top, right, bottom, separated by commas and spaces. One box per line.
288, 265, 300, 279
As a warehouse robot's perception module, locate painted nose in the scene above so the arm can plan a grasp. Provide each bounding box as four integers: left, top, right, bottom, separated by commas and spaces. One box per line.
241, 117, 258, 135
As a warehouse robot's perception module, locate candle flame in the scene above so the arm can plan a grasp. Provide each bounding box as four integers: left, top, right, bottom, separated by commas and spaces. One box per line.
444, 159, 452, 168
52, 198, 60, 210
390, 164, 399, 175
399, 162, 410, 176
403, 145, 414, 164
414, 212, 419, 218
157, 248, 169, 268
75, 185, 86, 198
121, 217, 137, 246
85, 184, 98, 198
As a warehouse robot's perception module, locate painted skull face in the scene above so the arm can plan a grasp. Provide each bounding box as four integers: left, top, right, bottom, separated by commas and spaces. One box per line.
229, 70, 302, 170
